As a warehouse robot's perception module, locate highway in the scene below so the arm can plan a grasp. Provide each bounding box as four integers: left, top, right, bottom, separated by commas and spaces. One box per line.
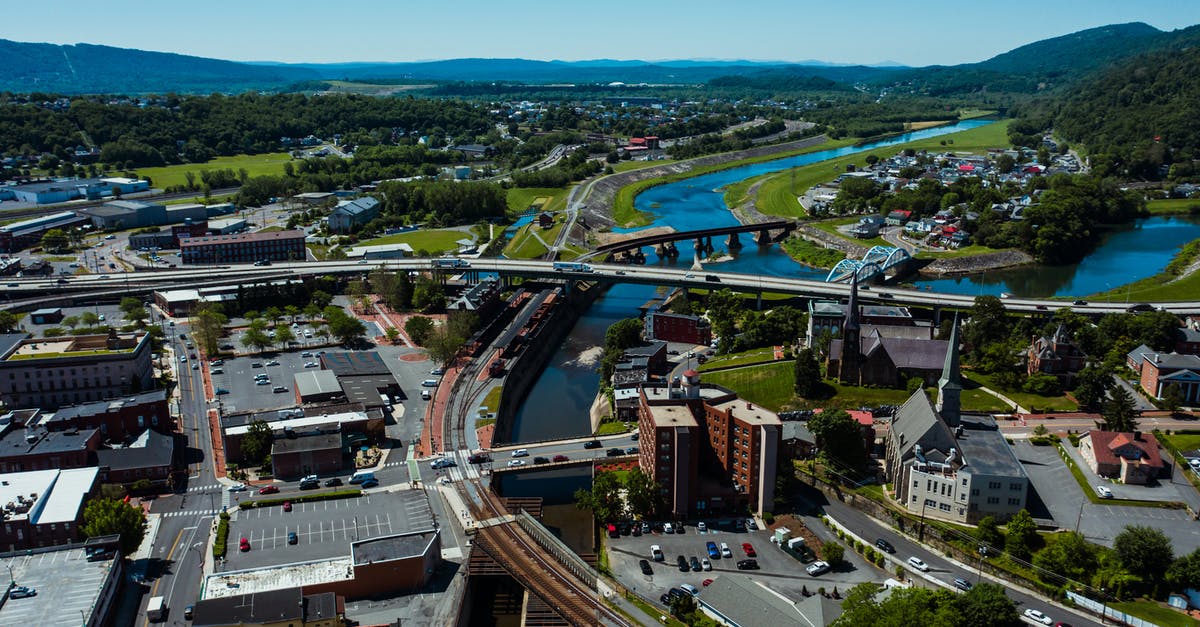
7, 257, 1199, 315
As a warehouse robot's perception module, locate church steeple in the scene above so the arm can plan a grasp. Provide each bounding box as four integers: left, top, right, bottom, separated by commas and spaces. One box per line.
937, 316, 962, 427
837, 272, 862, 384
844, 272, 861, 335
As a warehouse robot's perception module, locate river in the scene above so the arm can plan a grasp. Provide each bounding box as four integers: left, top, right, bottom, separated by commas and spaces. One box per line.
510, 120, 1200, 441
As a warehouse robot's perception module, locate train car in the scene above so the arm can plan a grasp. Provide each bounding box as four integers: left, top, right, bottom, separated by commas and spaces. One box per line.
431, 258, 470, 269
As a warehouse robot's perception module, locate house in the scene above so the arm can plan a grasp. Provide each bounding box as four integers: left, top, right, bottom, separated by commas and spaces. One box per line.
1078, 430, 1165, 485
885, 210, 912, 226
1027, 324, 1087, 382
1174, 323, 1200, 355
327, 197, 380, 234
96, 428, 179, 487
191, 588, 344, 627
537, 213, 554, 228
1129, 349, 1200, 404
848, 215, 883, 239
645, 311, 712, 346
449, 144, 492, 158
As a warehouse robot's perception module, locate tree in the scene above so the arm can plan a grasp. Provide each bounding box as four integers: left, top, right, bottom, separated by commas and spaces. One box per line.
310, 290, 333, 309
822, 542, 845, 566
1073, 364, 1112, 411
41, 228, 70, 252
322, 307, 367, 345
240, 420, 273, 465
302, 303, 322, 320
1162, 383, 1185, 414
1102, 386, 1138, 432
574, 470, 624, 522
1033, 531, 1097, 582
80, 311, 100, 326
705, 289, 743, 352
241, 320, 272, 353
807, 408, 866, 469
976, 515, 1003, 550
1168, 548, 1200, 591
834, 585, 965, 627
406, 316, 435, 346
957, 583, 1021, 627
425, 326, 462, 367
1004, 510, 1038, 561
81, 497, 147, 556
191, 303, 228, 356
1114, 525, 1174, 589
119, 297, 148, 328
794, 348, 822, 398
0, 311, 21, 333
447, 311, 479, 342
273, 323, 295, 348
61, 315, 80, 330
624, 468, 661, 519
283, 305, 301, 322
384, 326, 400, 344
964, 295, 1010, 357
605, 318, 643, 350
264, 306, 283, 326
413, 276, 447, 312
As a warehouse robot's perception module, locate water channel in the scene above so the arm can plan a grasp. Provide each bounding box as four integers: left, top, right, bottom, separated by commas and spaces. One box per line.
510, 119, 1200, 442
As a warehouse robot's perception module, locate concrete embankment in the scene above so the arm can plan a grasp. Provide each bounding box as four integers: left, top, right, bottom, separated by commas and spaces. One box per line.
919, 249, 1034, 276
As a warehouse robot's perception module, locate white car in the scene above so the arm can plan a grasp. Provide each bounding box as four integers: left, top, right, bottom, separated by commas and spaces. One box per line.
507, 459, 525, 468
907, 556, 929, 572
511, 449, 529, 458
662, 522, 674, 534
806, 560, 831, 576
698, 521, 707, 533
650, 545, 664, 561
1095, 485, 1114, 499
701, 558, 712, 571
1190, 458, 1200, 471
227, 483, 247, 492
1023, 608, 1052, 625
720, 542, 732, 558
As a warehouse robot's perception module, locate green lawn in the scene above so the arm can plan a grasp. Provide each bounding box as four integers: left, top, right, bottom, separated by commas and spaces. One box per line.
963, 371, 1078, 412
135, 152, 293, 189
698, 347, 782, 372
480, 386, 503, 414
1161, 433, 1200, 453
506, 186, 570, 216
811, 217, 889, 248
596, 421, 632, 436
1111, 600, 1200, 627
504, 222, 551, 259
358, 229, 467, 254
1146, 198, 1200, 215
780, 236, 845, 269
701, 362, 796, 411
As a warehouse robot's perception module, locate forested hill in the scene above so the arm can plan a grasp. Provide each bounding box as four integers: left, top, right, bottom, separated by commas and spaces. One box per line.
1051, 42, 1200, 179
971, 22, 1163, 76
0, 39, 318, 94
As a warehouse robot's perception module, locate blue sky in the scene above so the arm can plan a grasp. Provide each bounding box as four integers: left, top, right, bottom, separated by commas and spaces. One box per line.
3, 1, 1197, 66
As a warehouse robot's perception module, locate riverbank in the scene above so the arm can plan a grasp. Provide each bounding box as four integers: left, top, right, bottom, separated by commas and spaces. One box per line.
919, 249, 1035, 276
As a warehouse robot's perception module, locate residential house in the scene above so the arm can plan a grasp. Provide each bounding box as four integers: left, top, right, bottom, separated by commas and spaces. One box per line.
1078, 430, 1165, 486
327, 197, 380, 234
1128, 348, 1200, 404
1026, 324, 1087, 383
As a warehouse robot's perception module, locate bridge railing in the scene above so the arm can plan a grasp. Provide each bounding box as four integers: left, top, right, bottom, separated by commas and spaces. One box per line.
514, 510, 599, 590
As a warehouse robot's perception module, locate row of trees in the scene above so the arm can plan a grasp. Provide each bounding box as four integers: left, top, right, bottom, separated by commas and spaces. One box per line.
573, 468, 662, 522
405, 312, 478, 367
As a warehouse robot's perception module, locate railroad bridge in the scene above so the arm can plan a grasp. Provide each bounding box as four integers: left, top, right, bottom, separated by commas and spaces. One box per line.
589, 219, 796, 260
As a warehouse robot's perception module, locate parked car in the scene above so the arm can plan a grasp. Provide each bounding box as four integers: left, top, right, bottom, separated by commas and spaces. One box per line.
676, 555, 689, 572
875, 538, 896, 553
662, 522, 674, 534
953, 577, 973, 592
680, 583, 700, 596
706, 541, 719, 558
239, 537, 251, 552
806, 560, 831, 576
215, 387, 229, 395
8, 586, 36, 599
1023, 609, 1053, 625
553, 454, 569, 462
282, 501, 292, 512
701, 558, 712, 571
227, 483, 247, 492
736, 559, 759, 570
742, 543, 756, 557
651, 545, 664, 561
689, 556, 702, 572
698, 521, 708, 533
1095, 485, 1114, 499
639, 559, 653, 575
288, 532, 298, 545
720, 542, 732, 558
584, 440, 602, 449
907, 556, 929, 571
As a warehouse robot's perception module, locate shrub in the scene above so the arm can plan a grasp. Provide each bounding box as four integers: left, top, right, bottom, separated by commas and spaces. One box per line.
762, 512, 775, 525
213, 512, 231, 558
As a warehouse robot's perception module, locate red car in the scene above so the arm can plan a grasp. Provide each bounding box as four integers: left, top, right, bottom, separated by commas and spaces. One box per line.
702, 578, 714, 587
239, 537, 250, 552
258, 485, 279, 495
553, 454, 569, 462
282, 501, 292, 512
742, 542, 756, 557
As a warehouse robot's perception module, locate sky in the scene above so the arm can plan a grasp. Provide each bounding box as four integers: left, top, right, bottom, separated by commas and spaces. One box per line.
3, 1, 1199, 66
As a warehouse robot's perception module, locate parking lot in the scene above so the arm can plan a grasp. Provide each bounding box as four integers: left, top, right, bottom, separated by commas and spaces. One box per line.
606, 519, 881, 606
223, 490, 434, 570
209, 347, 318, 413
1015, 441, 1200, 552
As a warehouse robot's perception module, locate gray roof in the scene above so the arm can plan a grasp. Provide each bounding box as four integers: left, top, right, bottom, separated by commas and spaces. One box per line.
333, 197, 379, 216
96, 429, 175, 471
782, 421, 815, 443
955, 424, 1028, 478
624, 340, 666, 358
1127, 343, 1153, 368
320, 351, 391, 376
889, 390, 956, 461
1143, 352, 1200, 370
697, 573, 840, 627
0, 332, 29, 358
353, 529, 438, 565
46, 390, 167, 423
339, 374, 399, 407
192, 588, 302, 626
294, 370, 342, 397
0, 426, 97, 459
272, 432, 341, 455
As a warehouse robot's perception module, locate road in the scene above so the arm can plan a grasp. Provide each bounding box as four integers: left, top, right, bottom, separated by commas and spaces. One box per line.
10, 258, 1200, 316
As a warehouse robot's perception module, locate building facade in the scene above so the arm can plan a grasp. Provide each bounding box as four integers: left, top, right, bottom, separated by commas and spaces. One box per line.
1079, 430, 1165, 486
327, 197, 380, 234
1027, 324, 1087, 381
645, 311, 713, 346
0, 332, 154, 409
180, 230, 307, 265
0, 467, 100, 551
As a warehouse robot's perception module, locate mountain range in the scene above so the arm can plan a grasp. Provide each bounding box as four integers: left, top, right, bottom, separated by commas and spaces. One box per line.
0, 22, 1196, 95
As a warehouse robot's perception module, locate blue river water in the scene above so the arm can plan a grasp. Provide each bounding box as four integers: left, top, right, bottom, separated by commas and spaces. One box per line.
509, 119, 1200, 441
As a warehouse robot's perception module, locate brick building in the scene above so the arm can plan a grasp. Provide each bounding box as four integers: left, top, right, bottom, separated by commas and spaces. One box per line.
1129, 349, 1200, 404
637, 371, 781, 517
1079, 430, 1165, 486
192, 587, 345, 627
42, 389, 172, 441
1026, 324, 1087, 382
0, 331, 154, 409
96, 428, 178, 487
0, 421, 100, 473
179, 230, 306, 265
645, 311, 712, 346
272, 432, 344, 480
0, 467, 100, 551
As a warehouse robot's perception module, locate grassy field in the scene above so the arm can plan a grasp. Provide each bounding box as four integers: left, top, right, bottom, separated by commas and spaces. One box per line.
135, 153, 293, 189
780, 236, 845, 268
1161, 433, 1200, 453
701, 362, 796, 411
812, 217, 889, 248
357, 229, 466, 254
747, 121, 1011, 220
1146, 198, 1200, 215
506, 186, 570, 216
698, 347, 782, 372
1110, 601, 1198, 627
480, 386, 503, 414
964, 371, 1078, 412
318, 80, 436, 95
504, 222, 551, 258
905, 120, 952, 131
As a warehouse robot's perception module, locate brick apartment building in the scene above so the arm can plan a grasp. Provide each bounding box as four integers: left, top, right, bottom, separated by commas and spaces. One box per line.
0, 332, 154, 409
0, 467, 100, 551
179, 230, 306, 264
42, 389, 172, 441
645, 311, 712, 346
636, 371, 781, 517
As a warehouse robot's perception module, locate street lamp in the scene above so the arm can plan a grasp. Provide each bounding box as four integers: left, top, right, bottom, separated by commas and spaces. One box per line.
918, 499, 929, 542
4, 560, 13, 587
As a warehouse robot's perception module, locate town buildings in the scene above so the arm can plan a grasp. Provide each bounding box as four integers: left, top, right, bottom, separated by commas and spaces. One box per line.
645, 310, 712, 346
1079, 430, 1166, 485
0, 176, 148, 204
0, 331, 154, 409
1127, 347, 1200, 404
327, 197, 380, 233
636, 371, 781, 517
41, 389, 172, 441
0, 536, 123, 626
0, 467, 100, 550
179, 230, 306, 264
826, 278, 946, 387
191, 588, 345, 627
1026, 324, 1087, 382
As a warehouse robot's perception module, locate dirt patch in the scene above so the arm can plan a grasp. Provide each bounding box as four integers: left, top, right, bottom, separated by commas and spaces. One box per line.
593, 226, 677, 246
398, 353, 427, 362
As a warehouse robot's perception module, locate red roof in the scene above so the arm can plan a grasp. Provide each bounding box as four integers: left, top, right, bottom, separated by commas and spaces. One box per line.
1086, 431, 1164, 469
683, 369, 700, 378
629, 137, 647, 145
811, 408, 873, 427
942, 226, 958, 234
958, 164, 975, 172
644, 136, 659, 140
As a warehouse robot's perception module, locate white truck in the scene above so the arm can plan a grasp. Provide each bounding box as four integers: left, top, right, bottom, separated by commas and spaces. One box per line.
146, 596, 166, 622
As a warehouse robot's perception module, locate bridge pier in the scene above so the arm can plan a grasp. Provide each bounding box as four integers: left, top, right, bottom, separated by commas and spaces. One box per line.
756, 229, 772, 246
705, 236, 714, 252
693, 237, 705, 253
756, 291, 763, 310
727, 233, 742, 250
655, 242, 678, 258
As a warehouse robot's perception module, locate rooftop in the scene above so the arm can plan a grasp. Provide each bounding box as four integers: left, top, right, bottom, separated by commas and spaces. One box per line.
224, 410, 367, 437
2, 333, 145, 362
294, 369, 342, 398
0, 542, 120, 627
0, 467, 98, 524
272, 432, 342, 455
319, 351, 391, 376
697, 573, 840, 627
203, 558, 353, 599
339, 374, 399, 407
708, 398, 782, 427
96, 429, 175, 471
1084, 430, 1165, 470
0, 425, 96, 459
645, 403, 698, 429
954, 423, 1028, 478
352, 529, 439, 565
43, 389, 167, 424
179, 229, 306, 247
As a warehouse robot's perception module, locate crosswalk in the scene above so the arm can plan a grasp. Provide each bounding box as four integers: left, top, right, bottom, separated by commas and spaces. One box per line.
186, 484, 221, 493
432, 450, 484, 483
157, 509, 220, 518
382, 461, 404, 468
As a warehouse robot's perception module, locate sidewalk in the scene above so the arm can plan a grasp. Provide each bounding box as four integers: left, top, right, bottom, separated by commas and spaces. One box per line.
976, 385, 1027, 413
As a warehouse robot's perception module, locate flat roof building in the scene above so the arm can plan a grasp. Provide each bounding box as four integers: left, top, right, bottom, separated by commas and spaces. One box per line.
0, 331, 154, 409
180, 230, 307, 265
0, 537, 123, 627
0, 467, 100, 551
295, 370, 344, 403
191, 587, 344, 627
41, 389, 172, 441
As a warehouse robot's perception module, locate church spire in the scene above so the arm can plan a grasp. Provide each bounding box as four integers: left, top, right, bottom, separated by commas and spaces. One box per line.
937, 315, 962, 427
845, 272, 860, 332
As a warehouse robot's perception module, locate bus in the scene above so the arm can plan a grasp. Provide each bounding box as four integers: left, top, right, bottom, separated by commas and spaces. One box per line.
552, 261, 592, 272
431, 258, 470, 269
146, 596, 166, 622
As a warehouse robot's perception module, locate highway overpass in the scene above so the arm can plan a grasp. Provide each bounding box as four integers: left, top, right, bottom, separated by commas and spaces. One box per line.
4, 257, 1195, 315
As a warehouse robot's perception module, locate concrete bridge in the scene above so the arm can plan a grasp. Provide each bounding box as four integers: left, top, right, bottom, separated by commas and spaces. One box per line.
588, 220, 797, 260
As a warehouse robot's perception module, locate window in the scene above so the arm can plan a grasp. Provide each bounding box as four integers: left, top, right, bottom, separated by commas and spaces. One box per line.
987, 497, 999, 504
1008, 498, 1020, 505
970, 489, 979, 496
962, 478, 967, 486
939, 503, 951, 512
988, 481, 1001, 490
924, 498, 936, 508
1010, 482, 1022, 491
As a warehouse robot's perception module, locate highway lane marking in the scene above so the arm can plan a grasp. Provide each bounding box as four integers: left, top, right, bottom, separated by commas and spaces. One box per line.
143, 527, 185, 627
